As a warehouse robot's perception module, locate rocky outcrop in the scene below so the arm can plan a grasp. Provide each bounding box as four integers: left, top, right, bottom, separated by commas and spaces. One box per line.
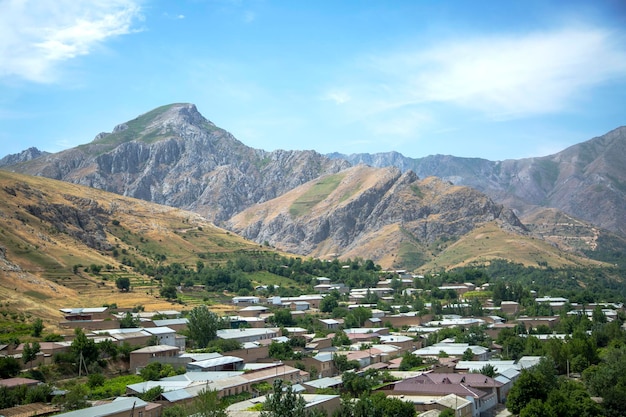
0, 147, 49, 167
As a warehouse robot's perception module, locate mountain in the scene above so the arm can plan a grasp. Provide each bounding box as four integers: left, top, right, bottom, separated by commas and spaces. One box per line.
0, 147, 50, 167
6, 103, 349, 223
226, 165, 609, 270
328, 126, 626, 236
0, 170, 275, 323
3, 103, 624, 269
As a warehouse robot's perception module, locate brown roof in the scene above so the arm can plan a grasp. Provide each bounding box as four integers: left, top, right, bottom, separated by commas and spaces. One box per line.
0, 377, 41, 388
391, 373, 500, 399
0, 402, 60, 417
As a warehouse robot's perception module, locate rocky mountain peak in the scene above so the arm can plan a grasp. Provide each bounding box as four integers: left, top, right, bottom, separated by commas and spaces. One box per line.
0, 147, 49, 167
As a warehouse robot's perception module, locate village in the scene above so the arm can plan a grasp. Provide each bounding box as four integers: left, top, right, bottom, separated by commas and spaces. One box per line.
1, 272, 623, 417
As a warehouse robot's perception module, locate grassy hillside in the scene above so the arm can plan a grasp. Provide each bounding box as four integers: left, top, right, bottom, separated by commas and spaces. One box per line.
417, 221, 606, 272
0, 170, 292, 327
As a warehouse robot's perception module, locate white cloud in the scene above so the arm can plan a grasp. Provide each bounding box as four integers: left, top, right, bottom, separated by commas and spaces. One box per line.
323, 90, 351, 105
329, 25, 626, 132
0, 0, 143, 83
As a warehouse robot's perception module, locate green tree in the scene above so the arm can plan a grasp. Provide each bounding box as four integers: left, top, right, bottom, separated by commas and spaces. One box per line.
333, 353, 359, 372
506, 359, 556, 415
22, 341, 40, 367
272, 308, 295, 327
115, 277, 131, 292
344, 306, 372, 328
320, 293, 339, 313
31, 318, 44, 337
190, 388, 227, 417
139, 386, 164, 402
54, 382, 90, 411
399, 352, 423, 371
188, 305, 222, 348
87, 372, 106, 388
478, 363, 496, 378
160, 285, 178, 300
462, 348, 474, 361
71, 328, 99, 370
260, 379, 307, 417
0, 357, 21, 378
119, 312, 140, 328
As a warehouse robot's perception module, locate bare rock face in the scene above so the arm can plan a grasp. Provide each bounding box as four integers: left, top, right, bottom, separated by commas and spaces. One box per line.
9, 103, 350, 223
330, 126, 626, 237
0, 147, 49, 167
227, 165, 526, 264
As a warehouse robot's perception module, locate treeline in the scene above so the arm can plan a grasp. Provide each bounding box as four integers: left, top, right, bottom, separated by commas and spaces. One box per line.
129, 253, 383, 295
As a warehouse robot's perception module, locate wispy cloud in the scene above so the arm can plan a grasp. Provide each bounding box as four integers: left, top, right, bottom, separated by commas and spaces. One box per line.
326, 25, 626, 135
0, 0, 143, 83
243, 10, 256, 23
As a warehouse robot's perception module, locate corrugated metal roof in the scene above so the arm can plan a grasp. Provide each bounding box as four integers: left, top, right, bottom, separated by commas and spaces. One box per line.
53, 397, 147, 417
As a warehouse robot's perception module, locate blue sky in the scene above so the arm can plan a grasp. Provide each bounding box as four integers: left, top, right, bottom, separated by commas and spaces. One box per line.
1, 0, 625, 161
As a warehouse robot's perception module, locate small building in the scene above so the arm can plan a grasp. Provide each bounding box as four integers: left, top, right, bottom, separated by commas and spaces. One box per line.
216, 328, 280, 344
319, 319, 340, 330
186, 355, 245, 372
232, 296, 261, 305
129, 345, 180, 372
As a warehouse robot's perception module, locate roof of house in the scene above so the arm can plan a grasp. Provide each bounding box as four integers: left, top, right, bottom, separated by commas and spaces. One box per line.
217, 328, 278, 340
186, 355, 244, 369
0, 377, 40, 388
52, 397, 148, 417
130, 344, 179, 354
393, 375, 489, 399
303, 376, 343, 389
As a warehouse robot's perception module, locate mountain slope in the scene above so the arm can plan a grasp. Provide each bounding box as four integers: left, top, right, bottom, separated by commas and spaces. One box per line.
328, 126, 626, 236
0, 170, 276, 323
225, 165, 602, 270
8, 103, 350, 223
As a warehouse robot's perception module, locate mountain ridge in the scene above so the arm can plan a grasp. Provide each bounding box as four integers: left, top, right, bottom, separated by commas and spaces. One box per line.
2, 103, 625, 268
327, 126, 626, 236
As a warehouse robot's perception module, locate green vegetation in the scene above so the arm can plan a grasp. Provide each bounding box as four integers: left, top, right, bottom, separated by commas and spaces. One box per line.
289, 173, 345, 217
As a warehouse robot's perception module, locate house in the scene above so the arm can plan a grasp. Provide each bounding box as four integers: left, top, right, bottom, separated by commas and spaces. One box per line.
232, 296, 261, 305
144, 326, 178, 348
412, 342, 490, 361
59, 307, 110, 321
273, 295, 324, 309
319, 319, 340, 330
129, 344, 180, 372
499, 301, 520, 315
186, 355, 245, 372
152, 318, 189, 332
0, 377, 41, 389
216, 328, 280, 344
383, 373, 498, 417
305, 352, 336, 378
378, 334, 418, 353
302, 376, 343, 393
290, 301, 310, 311
516, 316, 560, 330
239, 305, 269, 317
